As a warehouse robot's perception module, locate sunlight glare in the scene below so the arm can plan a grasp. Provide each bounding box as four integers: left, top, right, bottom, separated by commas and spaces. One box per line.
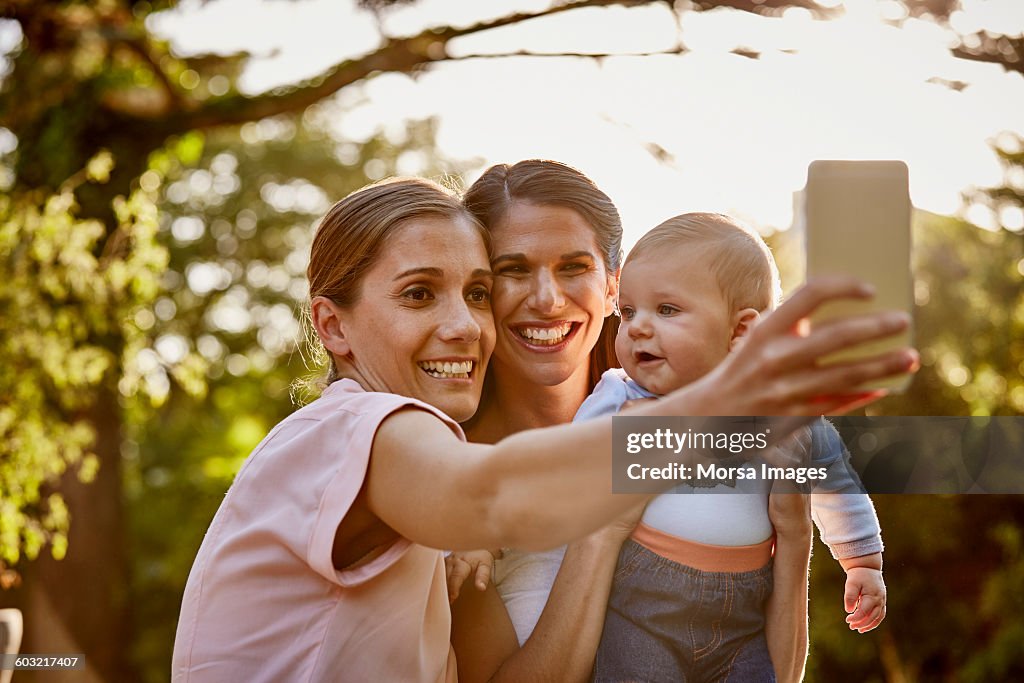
146, 0, 1023, 241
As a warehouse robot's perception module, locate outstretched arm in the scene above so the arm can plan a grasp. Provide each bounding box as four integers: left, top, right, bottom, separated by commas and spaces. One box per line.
366, 277, 916, 553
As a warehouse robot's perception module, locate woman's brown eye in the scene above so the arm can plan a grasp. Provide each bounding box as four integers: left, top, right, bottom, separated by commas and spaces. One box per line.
402, 287, 432, 301
467, 288, 490, 304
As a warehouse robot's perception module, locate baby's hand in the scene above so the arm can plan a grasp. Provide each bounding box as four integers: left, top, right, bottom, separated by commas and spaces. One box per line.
843, 566, 886, 633
444, 549, 502, 603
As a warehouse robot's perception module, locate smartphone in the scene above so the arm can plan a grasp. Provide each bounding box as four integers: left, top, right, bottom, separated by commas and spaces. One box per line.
803, 160, 913, 392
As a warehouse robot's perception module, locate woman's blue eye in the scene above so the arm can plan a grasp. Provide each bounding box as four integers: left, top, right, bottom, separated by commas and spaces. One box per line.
562, 263, 587, 273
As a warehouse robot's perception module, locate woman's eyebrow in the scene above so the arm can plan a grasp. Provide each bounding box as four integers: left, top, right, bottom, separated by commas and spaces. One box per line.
492, 251, 596, 265
393, 267, 494, 281
393, 266, 443, 281
491, 253, 525, 266
561, 250, 596, 260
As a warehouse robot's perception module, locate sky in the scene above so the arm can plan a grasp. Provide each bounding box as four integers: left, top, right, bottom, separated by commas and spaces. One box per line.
102, 0, 1024, 247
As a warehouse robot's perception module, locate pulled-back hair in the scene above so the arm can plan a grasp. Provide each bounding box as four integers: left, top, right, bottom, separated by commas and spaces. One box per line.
628, 212, 781, 313
305, 177, 485, 387
464, 160, 624, 384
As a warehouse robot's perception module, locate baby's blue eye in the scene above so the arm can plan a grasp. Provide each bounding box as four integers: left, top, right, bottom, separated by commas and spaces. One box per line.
658, 305, 679, 316
620, 307, 635, 320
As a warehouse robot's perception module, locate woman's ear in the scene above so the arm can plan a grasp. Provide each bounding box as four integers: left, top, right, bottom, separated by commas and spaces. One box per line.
604, 267, 621, 318
729, 308, 761, 351
310, 296, 352, 358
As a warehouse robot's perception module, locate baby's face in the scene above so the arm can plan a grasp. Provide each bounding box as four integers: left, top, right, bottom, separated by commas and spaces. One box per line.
615, 248, 735, 395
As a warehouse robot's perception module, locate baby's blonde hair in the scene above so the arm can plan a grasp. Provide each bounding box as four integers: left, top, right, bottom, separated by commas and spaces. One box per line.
626, 212, 781, 313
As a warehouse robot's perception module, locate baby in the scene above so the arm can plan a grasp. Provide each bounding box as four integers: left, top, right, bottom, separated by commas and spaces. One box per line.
586, 213, 885, 682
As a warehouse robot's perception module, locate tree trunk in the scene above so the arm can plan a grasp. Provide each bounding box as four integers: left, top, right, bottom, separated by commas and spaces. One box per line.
15, 385, 135, 683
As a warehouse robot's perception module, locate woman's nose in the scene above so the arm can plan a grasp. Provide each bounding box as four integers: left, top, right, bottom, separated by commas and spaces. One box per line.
438, 300, 482, 343
526, 270, 566, 314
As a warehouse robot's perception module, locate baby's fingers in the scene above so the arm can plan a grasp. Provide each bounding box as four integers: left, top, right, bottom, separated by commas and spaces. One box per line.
844, 582, 862, 614
859, 604, 887, 633
849, 602, 886, 633
846, 596, 882, 631
446, 558, 471, 603
474, 560, 492, 591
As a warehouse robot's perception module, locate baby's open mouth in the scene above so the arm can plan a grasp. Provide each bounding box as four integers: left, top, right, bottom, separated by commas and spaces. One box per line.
417, 360, 474, 379
514, 322, 578, 346
636, 352, 663, 363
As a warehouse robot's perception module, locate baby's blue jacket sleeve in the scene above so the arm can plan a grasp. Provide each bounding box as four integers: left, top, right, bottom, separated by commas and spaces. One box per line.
574, 369, 653, 422
809, 419, 884, 560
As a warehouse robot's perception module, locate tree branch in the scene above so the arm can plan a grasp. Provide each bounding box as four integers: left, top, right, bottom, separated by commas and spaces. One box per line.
113, 34, 187, 111
952, 33, 1024, 77
443, 46, 689, 62
425, 0, 667, 42
143, 0, 673, 132
689, 0, 837, 15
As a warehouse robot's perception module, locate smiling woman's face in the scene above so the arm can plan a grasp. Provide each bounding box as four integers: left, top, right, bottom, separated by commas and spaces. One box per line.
487, 201, 617, 388
338, 215, 496, 422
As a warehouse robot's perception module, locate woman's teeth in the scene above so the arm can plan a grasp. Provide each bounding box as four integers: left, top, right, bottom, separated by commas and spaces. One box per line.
517, 323, 572, 345
418, 360, 473, 379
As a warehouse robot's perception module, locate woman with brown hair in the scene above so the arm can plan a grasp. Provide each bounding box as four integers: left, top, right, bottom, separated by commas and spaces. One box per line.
449, 160, 860, 682
172, 175, 914, 682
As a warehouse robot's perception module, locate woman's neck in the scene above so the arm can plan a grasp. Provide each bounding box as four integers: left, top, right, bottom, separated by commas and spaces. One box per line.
464, 361, 591, 444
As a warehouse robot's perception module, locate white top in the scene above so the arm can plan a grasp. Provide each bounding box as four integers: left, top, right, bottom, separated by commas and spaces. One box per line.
493, 546, 567, 646
578, 369, 883, 557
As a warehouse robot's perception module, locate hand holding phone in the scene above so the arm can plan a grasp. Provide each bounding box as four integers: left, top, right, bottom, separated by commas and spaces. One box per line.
804, 160, 914, 393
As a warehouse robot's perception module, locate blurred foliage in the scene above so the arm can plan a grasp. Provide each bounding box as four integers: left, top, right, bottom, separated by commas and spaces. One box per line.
0, 151, 167, 584
807, 496, 1024, 682
876, 211, 1023, 417
881, 135, 1024, 418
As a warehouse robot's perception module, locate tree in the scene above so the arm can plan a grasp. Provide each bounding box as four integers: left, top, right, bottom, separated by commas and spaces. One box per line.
1, 1, 1021, 680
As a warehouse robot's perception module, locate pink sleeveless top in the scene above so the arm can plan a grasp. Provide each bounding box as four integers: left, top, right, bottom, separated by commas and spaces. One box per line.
172, 379, 461, 682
